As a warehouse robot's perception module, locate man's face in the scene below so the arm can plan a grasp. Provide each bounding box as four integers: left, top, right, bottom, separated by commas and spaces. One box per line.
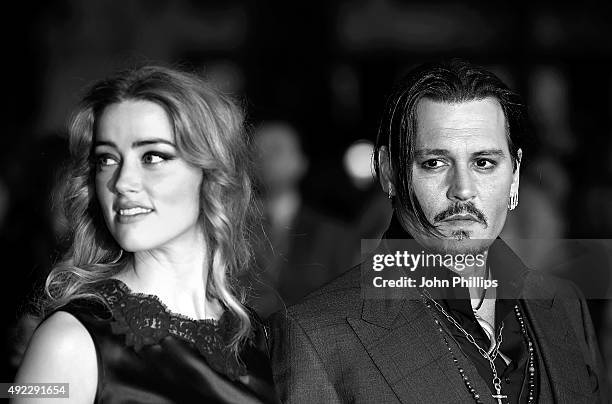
410, 97, 520, 254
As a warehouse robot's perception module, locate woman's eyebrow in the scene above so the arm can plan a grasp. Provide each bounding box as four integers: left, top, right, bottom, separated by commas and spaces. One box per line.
93, 138, 176, 148
132, 139, 176, 147
93, 140, 116, 148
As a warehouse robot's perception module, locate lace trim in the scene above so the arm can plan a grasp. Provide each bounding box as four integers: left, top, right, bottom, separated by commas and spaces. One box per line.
98, 279, 247, 380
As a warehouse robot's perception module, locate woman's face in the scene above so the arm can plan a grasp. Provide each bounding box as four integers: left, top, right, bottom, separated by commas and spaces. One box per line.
94, 100, 204, 252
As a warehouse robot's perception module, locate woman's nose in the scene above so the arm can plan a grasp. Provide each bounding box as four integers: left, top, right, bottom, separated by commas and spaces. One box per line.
113, 160, 142, 194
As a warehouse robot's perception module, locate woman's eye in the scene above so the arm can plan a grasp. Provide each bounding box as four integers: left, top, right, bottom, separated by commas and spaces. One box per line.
142, 153, 166, 164
96, 155, 119, 168
474, 159, 496, 169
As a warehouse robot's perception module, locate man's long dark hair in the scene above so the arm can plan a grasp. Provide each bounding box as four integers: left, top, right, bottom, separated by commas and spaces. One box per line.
373, 58, 527, 236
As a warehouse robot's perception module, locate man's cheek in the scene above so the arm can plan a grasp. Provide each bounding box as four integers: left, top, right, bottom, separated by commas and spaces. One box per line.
412, 183, 441, 214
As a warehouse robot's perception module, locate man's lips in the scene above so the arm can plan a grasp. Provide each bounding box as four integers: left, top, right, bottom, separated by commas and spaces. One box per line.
439, 214, 480, 223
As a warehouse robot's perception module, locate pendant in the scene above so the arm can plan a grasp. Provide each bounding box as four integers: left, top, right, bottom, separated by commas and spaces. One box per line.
492, 384, 507, 404
492, 393, 507, 404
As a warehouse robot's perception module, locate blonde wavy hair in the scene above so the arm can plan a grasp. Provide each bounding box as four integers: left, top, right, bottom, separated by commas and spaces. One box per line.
45, 65, 255, 352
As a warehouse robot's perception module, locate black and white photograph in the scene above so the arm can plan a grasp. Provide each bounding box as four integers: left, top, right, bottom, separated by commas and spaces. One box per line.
3, 1, 612, 403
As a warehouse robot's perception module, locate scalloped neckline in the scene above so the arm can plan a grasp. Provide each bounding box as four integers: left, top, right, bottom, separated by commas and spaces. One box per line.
106, 278, 228, 325
96, 278, 246, 380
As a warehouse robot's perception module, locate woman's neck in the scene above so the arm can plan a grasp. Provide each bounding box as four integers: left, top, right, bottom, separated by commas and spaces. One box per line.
114, 234, 223, 321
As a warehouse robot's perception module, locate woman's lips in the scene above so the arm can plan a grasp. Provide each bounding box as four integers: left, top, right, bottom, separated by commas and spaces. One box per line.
115, 207, 154, 224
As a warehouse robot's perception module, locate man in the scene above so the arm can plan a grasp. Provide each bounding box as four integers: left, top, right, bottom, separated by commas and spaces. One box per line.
270, 59, 607, 403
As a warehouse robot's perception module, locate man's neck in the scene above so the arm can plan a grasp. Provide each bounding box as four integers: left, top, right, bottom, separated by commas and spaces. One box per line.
449, 257, 487, 291
445, 252, 494, 314
448, 258, 497, 331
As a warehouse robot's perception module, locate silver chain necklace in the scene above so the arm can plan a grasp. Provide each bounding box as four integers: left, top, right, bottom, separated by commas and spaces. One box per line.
422, 290, 508, 403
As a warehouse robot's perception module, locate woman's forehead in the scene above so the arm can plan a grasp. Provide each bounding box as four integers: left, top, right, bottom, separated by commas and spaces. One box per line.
96, 100, 174, 145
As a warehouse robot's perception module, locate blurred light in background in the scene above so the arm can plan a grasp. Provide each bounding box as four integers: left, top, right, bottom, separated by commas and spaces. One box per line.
343, 139, 375, 190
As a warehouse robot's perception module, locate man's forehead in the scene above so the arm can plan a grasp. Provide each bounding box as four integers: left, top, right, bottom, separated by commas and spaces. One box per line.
414, 97, 508, 151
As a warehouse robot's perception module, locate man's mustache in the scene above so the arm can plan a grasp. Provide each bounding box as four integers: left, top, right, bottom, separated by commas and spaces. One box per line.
433, 202, 488, 226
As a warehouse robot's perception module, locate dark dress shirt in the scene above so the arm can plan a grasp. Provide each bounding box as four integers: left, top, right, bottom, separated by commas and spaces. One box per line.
384, 215, 551, 403
436, 267, 540, 403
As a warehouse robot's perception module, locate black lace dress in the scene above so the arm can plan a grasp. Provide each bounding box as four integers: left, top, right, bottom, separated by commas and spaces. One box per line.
56, 279, 279, 403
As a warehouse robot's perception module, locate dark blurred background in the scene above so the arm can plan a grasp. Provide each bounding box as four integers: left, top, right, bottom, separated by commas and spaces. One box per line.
3, 0, 612, 387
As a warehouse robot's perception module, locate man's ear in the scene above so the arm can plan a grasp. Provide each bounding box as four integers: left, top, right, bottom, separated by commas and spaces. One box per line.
511, 148, 522, 193
378, 146, 395, 196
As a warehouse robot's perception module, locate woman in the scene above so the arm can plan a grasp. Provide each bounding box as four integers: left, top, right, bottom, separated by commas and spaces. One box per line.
15, 66, 278, 403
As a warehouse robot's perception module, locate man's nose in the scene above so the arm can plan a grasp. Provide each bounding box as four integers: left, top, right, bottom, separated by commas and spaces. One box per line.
446, 166, 476, 202
113, 160, 142, 194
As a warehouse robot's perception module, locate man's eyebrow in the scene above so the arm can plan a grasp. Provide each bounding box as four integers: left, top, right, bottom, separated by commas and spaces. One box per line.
93, 138, 176, 148
472, 149, 506, 158
414, 148, 507, 158
414, 148, 450, 158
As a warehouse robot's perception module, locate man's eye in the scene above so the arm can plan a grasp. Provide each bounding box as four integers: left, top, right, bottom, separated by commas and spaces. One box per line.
142, 152, 167, 164
474, 159, 496, 169
422, 159, 444, 169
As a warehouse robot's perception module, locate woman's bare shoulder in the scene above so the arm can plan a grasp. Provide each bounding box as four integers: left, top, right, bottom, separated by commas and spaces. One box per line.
13, 311, 97, 403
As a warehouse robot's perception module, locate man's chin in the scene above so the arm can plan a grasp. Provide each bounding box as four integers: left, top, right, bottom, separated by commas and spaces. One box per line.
440, 238, 492, 255
419, 233, 494, 255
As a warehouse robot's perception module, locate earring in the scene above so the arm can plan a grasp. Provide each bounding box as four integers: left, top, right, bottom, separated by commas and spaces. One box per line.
388, 182, 394, 199
508, 192, 519, 210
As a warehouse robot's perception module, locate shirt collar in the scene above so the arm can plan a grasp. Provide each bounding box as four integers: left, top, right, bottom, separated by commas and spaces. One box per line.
380, 213, 529, 301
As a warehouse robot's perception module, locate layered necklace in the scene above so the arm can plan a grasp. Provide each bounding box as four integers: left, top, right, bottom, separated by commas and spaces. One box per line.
422, 290, 536, 404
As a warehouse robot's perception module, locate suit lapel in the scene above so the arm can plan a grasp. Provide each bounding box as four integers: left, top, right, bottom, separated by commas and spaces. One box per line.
347, 294, 496, 403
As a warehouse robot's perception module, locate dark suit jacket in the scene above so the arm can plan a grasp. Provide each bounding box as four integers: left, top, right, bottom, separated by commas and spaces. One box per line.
270, 264, 608, 403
